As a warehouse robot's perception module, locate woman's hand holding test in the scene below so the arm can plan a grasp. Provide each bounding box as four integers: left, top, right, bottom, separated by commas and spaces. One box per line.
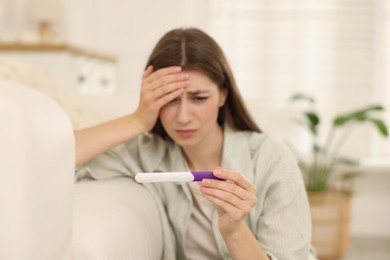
200, 167, 270, 260
200, 167, 257, 235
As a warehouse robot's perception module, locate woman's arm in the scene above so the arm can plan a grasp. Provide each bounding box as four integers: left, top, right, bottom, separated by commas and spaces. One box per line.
75, 66, 189, 167
200, 167, 270, 260
75, 114, 146, 167
220, 221, 270, 260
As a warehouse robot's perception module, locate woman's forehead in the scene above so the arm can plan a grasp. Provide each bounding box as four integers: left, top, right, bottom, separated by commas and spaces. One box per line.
185, 70, 218, 91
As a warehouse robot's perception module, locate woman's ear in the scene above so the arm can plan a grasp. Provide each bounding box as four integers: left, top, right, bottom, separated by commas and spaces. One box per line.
219, 89, 228, 107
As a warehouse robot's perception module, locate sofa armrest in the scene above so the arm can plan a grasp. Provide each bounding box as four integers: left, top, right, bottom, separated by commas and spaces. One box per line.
0, 80, 74, 260
72, 178, 163, 260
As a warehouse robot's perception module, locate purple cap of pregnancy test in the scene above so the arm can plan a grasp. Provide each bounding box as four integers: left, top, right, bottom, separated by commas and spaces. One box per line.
191, 171, 223, 181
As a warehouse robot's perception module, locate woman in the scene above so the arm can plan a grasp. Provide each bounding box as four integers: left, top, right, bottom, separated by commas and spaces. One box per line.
75, 28, 314, 260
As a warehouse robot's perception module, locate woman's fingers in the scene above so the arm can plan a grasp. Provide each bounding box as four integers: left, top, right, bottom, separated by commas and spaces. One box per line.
202, 168, 256, 200
142, 66, 189, 104
202, 178, 247, 201
201, 185, 245, 207
202, 194, 250, 223
151, 74, 189, 99
143, 66, 186, 90
145, 66, 181, 80
200, 168, 257, 221
135, 66, 190, 130
143, 65, 154, 79
200, 181, 256, 210
213, 167, 256, 193
200, 187, 253, 223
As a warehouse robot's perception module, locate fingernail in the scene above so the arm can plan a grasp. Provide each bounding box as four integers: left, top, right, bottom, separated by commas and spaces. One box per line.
214, 168, 222, 175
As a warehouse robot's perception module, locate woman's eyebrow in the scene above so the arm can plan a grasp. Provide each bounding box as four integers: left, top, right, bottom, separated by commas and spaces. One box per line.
187, 90, 209, 95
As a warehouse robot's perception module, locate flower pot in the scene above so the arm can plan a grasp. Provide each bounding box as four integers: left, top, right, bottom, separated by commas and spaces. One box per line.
308, 191, 351, 259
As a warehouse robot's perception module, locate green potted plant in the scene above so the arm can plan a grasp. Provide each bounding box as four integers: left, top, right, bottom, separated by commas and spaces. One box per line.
288, 93, 388, 259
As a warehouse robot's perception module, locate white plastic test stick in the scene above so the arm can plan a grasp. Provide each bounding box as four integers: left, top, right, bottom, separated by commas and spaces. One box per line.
135, 171, 221, 183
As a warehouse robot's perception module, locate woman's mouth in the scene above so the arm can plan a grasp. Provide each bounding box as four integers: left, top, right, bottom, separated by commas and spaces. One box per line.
175, 129, 197, 138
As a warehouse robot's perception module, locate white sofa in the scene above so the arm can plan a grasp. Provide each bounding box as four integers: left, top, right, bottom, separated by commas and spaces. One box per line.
0, 59, 163, 260
0, 80, 74, 260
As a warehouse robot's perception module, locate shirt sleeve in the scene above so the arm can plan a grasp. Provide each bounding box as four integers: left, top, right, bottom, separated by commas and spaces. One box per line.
251, 136, 313, 260
75, 133, 168, 182
259, 182, 312, 259
75, 143, 137, 181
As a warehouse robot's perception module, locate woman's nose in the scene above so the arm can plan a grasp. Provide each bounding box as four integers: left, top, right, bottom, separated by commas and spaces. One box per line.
177, 100, 191, 124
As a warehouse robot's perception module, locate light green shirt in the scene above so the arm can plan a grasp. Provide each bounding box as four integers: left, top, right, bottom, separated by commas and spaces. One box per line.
76, 127, 314, 260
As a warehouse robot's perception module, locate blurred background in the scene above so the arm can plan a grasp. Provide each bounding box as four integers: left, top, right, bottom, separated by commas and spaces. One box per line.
1, 0, 389, 259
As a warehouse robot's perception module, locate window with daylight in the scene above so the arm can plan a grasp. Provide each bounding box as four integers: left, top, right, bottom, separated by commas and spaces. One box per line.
206, 0, 390, 162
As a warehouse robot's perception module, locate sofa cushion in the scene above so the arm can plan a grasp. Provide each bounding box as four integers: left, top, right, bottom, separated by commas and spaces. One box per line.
72, 178, 163, 260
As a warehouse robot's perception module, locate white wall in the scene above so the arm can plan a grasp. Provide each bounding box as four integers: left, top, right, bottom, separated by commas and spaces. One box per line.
61, 0, 209, 120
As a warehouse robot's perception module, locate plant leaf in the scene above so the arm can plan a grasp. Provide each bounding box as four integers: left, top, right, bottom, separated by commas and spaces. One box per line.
337, 171, 363, 180
313, 144, 322, 153
369, 118, 389, 137
305, 112, 320, 135
333, 115, 351, 126
334, 157, 360, 166
290, 93, 316, 103
333, 104, 385, 127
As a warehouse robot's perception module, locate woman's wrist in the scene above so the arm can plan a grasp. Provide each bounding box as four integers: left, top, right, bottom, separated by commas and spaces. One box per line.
220, 221, 270, 260
130, 112, 154, 133
219, 220, 245, 241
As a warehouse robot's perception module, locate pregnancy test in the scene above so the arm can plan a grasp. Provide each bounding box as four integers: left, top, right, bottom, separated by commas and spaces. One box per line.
135, 171, 222, 183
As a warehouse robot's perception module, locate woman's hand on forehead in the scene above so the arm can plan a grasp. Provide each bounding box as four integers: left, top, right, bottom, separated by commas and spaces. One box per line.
134, 66, 190, 131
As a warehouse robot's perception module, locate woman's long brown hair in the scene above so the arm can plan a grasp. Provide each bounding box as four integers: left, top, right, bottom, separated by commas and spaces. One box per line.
146, 28, 261, 138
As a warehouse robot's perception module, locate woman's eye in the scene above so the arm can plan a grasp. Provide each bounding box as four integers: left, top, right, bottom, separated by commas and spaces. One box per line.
194, 96, 208, 101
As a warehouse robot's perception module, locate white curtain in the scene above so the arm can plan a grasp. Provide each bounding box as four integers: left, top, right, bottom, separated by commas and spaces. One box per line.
206, 0, 390, 161
377, 0, 390, 160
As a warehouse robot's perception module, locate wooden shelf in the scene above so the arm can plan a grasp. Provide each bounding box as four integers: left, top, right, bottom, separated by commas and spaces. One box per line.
0, 43, 116, 63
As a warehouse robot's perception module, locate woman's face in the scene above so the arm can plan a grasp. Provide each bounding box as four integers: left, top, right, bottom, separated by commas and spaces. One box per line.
159, 70, 227, 148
